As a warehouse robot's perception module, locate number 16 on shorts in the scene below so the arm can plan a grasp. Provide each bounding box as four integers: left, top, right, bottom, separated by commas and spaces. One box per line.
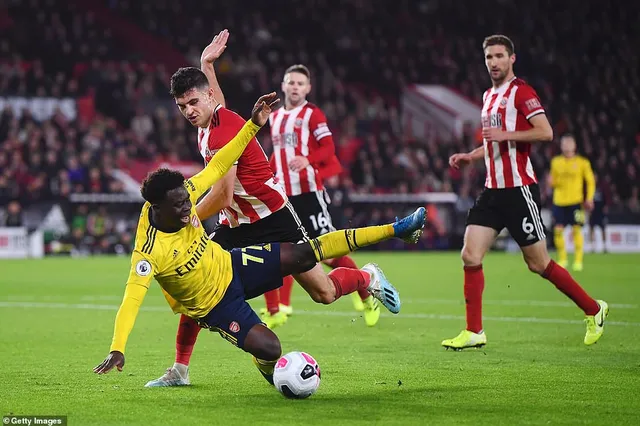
309, 213, 330, 234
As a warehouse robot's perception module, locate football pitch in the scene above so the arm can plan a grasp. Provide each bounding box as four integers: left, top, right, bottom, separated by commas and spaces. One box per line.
1, 252, 639, 425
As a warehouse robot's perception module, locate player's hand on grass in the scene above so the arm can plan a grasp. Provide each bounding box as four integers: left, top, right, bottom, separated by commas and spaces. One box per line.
584, 200, 594, 211
449, 153, 473, 169
289, 156, 310, 172
93, 351, 125, 374
482, 127, 508, 142
201, 29, 229, 64
251, 93, 280, 127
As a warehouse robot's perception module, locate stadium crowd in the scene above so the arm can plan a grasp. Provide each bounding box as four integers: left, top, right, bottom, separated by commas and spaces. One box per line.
1, 0, 639, 252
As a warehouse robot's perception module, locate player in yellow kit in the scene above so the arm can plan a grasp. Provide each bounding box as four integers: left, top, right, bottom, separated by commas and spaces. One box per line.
549, 134, 595, 271
93, 93, 427, 385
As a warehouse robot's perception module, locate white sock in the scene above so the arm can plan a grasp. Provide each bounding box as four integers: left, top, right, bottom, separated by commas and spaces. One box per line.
173, 362, 189, 377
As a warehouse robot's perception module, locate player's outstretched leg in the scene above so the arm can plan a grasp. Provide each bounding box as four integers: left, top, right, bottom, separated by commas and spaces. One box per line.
145, 314, 200, 387
309, 207, 426, 260
325, 256, 379, 326
521, 240, 608, 345
279, 207, 426, 314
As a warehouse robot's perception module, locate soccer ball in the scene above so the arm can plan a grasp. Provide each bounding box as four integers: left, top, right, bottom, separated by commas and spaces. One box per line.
273, 351, 321, 399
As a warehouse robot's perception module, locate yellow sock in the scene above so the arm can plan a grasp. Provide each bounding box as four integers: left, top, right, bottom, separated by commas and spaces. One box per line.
252, 356, 277, 376
310, 225, 394, 262
573, 226, 584, 264
554, 227, 567, 263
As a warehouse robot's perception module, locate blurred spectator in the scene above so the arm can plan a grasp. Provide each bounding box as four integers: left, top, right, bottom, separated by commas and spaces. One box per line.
1, 0, 638, 252
71, 204, 90, 233
3, 200, 24, 227
87, 205, 111, 238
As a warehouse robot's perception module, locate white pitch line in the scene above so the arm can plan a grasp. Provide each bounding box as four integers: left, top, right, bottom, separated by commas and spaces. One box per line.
1, 301, 638, 327
5, 294, 637, 310
291, 296, 638, 309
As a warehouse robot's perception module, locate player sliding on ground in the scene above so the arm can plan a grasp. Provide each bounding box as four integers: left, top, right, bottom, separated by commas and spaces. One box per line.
93, 93, 426, 384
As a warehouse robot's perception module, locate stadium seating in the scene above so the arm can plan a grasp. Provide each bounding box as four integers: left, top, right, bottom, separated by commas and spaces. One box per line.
1, 0, 639, 252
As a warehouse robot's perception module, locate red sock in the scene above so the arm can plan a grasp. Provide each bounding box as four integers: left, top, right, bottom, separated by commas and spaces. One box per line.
542, 260, 599, 315
264, 289, 280, 314
175, 314, 201, 366
464, 265, 485, 333
279, 275, 295, 306
327, 256, 369, 300
328, 267, 371, 299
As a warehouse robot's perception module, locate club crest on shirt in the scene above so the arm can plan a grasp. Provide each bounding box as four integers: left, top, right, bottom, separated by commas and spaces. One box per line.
203, 147, 220, 163
191, 215, 200, 228
294, 118, 303, 128
499, 97, 508, 109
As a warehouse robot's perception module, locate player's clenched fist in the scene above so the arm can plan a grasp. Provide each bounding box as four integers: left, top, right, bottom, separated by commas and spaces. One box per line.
251, 92, 280, 127
449, 153, 473, 170
94, 351, 125, 374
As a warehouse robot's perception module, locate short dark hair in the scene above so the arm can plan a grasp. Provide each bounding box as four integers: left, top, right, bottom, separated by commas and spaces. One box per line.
284, 64, 311, 81
482, 35, 515, 56
169, 67, 209, 98
140, 168, 185, 204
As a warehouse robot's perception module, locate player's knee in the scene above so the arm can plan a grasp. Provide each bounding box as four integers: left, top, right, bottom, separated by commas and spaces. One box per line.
262, 335, 282, 361
525, 257, 548, 274
283, 243, 317, 275
309, 286, 334, 305
461, 245, 483, 266
245, 325, 282, 361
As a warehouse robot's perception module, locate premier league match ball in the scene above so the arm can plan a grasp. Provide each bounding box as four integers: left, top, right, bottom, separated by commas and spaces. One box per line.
273, 351, 321, 399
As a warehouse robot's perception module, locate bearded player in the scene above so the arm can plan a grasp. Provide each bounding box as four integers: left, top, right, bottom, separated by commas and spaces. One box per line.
267, 64, 379, 324
442, 35, 608, 350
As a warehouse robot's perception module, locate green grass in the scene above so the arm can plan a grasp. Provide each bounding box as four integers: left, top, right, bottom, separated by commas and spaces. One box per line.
1, 252, 639, 425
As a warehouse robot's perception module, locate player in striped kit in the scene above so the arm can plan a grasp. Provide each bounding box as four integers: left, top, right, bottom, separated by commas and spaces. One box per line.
442, 35, 608, 350
145, 31, 389, 387
266, 64, 381, 326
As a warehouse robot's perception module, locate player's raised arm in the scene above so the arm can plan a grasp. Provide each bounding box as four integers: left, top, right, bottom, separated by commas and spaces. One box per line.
201, 29, 228, 108
93, 253, 155, 375
186, 93, 279, 199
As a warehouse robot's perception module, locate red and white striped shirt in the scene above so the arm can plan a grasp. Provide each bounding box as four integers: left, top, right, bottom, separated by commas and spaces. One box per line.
269, 102, 336, 196
481, 77, 545, 189
198, 105, 288, 227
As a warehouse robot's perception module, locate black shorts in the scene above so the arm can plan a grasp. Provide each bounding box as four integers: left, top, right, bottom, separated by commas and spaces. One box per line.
289, 190, 336, 239
466, 184, 547, 247
589, 209, 607, 228
210, 202, 308, 250
199, 244, 283, 350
